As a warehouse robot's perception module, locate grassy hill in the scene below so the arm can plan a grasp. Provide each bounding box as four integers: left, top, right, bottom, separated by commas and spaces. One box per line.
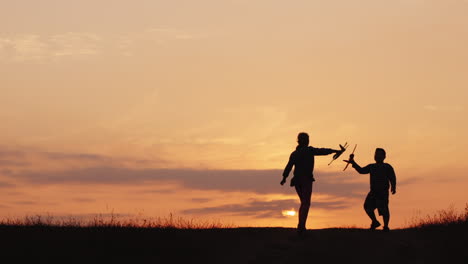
1, 206, 466, 263
1, 224, 467, 263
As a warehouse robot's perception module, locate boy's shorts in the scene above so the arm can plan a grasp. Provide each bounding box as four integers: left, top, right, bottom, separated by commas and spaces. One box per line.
364, 191, 389, 216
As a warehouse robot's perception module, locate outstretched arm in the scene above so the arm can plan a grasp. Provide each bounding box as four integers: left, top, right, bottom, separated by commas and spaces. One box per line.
352, 162, 370, 174
281, 153, 295, 185
311, 147, 342, 156
344, 154, 370, 174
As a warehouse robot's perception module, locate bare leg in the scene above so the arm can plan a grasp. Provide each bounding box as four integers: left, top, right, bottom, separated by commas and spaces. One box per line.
382, 207, 390, 228
295, 181, 313, 230
364, 200, 381, 230
378, 199, 390, 230
365, 207, 378, 223
364, 193, 381, 230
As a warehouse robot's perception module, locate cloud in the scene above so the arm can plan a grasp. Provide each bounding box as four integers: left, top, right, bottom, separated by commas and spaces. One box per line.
49, 32, 100, 57
41, 151, 110, 162
72, 198, 96, 203
0, 150, 26, 159
0, 159, 29, 166
9, 166, 367, 199
6, 35, 48, 61
0, 149, 30, 167
67, 213, 134, 218
13, 200, 38, 205
141, 188, 176, 194
190, 198, 213, 203
0, 26, 198, 61
0, 146, 165, 170
0, 32, 101, 62
0, 35, 45, 60
182, 198, 350, 218
0, 146, 370, 204
39, 213, 134, 221
0, 181, 15, 188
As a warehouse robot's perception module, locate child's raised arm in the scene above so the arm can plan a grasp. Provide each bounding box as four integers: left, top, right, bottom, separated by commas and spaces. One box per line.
344, 154, 370, 174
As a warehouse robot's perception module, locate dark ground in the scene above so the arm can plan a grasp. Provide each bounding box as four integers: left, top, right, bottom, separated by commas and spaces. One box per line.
1, 225, 467, 264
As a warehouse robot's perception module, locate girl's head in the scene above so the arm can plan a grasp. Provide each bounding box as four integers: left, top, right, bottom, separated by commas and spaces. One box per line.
297, 132, 309, 147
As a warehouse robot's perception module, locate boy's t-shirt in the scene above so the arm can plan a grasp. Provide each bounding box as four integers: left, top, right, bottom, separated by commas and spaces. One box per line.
353, 163, 396, 195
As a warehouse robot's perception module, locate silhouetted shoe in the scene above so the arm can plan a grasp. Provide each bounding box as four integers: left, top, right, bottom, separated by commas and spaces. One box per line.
370, 221, 381, 230
383, 226, 390, 232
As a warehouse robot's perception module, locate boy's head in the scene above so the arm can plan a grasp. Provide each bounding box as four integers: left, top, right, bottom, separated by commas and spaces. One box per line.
374, 148, 386, 163
297, 132, 309, 147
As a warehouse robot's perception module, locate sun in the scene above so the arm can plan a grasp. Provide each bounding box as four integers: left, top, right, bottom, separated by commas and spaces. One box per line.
282, 209, 297, 217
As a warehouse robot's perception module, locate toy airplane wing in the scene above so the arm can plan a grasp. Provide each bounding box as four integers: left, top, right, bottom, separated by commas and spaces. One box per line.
343, 144, 357, 171
328, 142, 348, 166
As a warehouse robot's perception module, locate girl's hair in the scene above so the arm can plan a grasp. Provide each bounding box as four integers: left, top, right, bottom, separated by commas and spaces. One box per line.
297, 132, 309, 146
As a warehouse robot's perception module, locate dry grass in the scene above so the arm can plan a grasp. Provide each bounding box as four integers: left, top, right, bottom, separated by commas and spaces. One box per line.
407, 203, 468, 228
0, 213, 234, 229
2, 203, 467, 230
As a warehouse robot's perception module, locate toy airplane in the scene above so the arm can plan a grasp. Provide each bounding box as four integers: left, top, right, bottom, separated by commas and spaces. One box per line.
343, 144, 357, 171
328, 142, 348, 166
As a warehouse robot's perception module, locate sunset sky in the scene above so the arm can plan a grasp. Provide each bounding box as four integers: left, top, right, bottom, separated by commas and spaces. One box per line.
1, 0, 467, 229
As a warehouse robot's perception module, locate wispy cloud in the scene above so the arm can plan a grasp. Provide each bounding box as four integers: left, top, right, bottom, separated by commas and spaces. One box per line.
0, 32, 101, 62
49, 32, 101, 57
0, 146, 166, 169
40, 151, 110, 162
0, 159, 29, 166
182, 198, 350, 219
4, 35, 48, 61
0, 181, 15, 188
48, 213, 134, 220
71, 198, 96, 203
12, 200, 39, 206
7, 166, 367, 199
116, 26, 197, 56
0, 27, 198, 61
190, 198, 213, 203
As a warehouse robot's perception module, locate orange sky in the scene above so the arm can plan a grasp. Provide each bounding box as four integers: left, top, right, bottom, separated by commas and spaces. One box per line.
1, 0, 467, 229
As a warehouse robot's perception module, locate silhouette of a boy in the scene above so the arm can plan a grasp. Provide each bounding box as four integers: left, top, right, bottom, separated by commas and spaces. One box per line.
281, 132, 343, 233
344, 148, 397, 231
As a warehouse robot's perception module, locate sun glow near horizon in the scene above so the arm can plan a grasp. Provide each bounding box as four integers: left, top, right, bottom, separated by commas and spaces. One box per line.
282, 210, 297, 217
